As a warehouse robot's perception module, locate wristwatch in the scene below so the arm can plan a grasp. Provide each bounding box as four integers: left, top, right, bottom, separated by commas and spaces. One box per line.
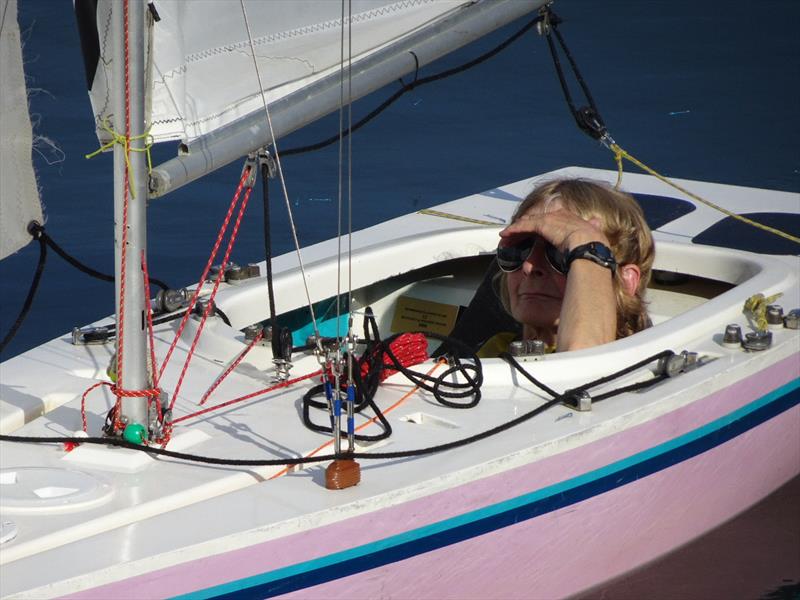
565, 242, 617, 274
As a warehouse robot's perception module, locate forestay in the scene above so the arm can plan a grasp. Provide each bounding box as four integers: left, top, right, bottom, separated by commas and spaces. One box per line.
0, 0, 43, 260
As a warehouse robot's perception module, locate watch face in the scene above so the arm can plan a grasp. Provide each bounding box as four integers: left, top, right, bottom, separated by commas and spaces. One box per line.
568, 242, 617, 272
591, 243, 614, 262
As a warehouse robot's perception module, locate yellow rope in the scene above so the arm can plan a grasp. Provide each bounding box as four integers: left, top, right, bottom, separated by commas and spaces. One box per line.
85, 120, 153, 199
609, 143, 800, 245
743, 292, 783, 332
418, 209, 503, 227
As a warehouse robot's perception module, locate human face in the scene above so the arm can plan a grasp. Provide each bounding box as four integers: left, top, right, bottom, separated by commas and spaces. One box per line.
505, 238, 568, 331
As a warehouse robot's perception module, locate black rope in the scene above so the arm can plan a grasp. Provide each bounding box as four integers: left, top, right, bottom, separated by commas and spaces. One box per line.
103, 309, 187, 334
302, 311, 483, 440
0, 349, 677, 465
30, 222, 169, 291
1, 222, 175, 352
303, 382, 394, 442
569, 349, 674, 397
542, 8, 609, 142
281, 14, 543, 157
500, 352, 560, 398
369, 331, 483, 407
72, 306, 226, 345
260, 157, 286, 361
0, 234, 47, 355
213, 306, 232, 327
501, 349, 675, 402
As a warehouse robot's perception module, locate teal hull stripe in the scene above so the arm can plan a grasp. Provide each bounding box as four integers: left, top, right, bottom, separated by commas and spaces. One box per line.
175, 377, 800, 599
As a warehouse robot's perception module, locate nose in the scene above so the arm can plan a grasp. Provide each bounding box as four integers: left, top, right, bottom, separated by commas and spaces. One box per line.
521, 243, 547, 277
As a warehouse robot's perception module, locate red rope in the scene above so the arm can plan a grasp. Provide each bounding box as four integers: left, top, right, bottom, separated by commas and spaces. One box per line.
81, 381, 112, 433
170, 183, 255, 408
79, 14, 260, 437
113, 386, 161, 398
158, 167, 252, 386
361, 332, 429, 382
172, 369, 322, 425
199, 329, 264, 406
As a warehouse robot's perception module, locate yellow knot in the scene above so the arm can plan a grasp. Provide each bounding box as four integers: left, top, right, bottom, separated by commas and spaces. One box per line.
743, 292, 783, 332
85, 119, 153, 199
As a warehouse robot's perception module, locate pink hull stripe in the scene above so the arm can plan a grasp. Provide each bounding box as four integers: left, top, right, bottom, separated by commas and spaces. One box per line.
69, 357, 799, 600
289, 406, 799, 600
170, 377, 800, 599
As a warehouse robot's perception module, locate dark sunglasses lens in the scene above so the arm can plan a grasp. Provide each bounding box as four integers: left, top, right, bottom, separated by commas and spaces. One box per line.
496, 239, 534, 272
545, 244, 568, 275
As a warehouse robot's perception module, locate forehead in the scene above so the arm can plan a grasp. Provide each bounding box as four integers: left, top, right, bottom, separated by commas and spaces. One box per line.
541, 196, 564, 213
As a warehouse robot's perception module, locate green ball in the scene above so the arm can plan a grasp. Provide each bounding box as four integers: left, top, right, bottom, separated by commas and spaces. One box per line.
123, 423, 148, 445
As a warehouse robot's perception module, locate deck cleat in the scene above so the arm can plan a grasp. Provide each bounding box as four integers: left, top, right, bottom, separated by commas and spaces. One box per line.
509, 341, 526, 356
509, 339, 547, 357
243, 323, 270, 344
226, 263, 260, 283
765, 305, 784, 328
784, 309, 800, 330
562, 389, 592, 412
526, 340, 547, 356
72, 326, 112, 345
195, 297, 216, 319
658, 351, 700, 377
156, 288, 189, 314
721, 324, 743, 348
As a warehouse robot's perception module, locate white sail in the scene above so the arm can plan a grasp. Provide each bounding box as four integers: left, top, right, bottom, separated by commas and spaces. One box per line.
77, 0, 545, 195
84, 0, 471, 145
0, 0, 43, 260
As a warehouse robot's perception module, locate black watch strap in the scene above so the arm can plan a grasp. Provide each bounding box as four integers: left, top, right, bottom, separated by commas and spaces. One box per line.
565, 241, 617, 274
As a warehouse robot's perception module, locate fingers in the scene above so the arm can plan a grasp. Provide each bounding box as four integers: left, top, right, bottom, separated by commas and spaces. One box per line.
501, 209, 606, 251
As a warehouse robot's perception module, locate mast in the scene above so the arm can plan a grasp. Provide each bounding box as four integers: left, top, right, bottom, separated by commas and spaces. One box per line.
113, 0, 149, 427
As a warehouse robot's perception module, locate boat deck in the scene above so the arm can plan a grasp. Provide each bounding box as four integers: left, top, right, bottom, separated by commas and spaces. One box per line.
1, 167, 798, 598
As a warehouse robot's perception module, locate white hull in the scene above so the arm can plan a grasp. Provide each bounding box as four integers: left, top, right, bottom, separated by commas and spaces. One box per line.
1, 167, 798, 598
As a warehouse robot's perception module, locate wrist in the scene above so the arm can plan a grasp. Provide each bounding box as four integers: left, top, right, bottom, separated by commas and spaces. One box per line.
565, 241, 617, 274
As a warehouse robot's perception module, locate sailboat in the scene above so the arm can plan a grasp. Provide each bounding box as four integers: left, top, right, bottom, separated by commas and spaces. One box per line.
1, 0, 798, 598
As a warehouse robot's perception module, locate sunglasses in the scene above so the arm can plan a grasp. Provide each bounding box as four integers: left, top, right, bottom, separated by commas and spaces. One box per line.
496, 237, 568, 275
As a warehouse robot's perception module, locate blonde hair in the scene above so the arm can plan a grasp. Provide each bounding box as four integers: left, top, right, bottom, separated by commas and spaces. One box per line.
498, 178, 655, 339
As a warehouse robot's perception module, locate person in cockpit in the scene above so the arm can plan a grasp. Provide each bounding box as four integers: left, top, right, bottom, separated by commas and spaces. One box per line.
480, 178, 654, 356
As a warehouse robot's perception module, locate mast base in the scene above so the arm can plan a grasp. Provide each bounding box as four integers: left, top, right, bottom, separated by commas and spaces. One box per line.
325, 458, 361, 490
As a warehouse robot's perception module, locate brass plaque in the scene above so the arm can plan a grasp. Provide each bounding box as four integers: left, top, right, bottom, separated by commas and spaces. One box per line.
391, 295, 459, 336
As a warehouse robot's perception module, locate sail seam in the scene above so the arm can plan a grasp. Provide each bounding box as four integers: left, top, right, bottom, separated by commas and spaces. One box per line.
171, 0, 437, 73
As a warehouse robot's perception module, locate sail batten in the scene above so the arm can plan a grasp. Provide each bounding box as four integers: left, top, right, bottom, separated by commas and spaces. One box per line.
149, 0, 545, 197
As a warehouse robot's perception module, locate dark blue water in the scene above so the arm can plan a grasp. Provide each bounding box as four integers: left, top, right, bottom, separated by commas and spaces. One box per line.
2, 0, 799, 596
